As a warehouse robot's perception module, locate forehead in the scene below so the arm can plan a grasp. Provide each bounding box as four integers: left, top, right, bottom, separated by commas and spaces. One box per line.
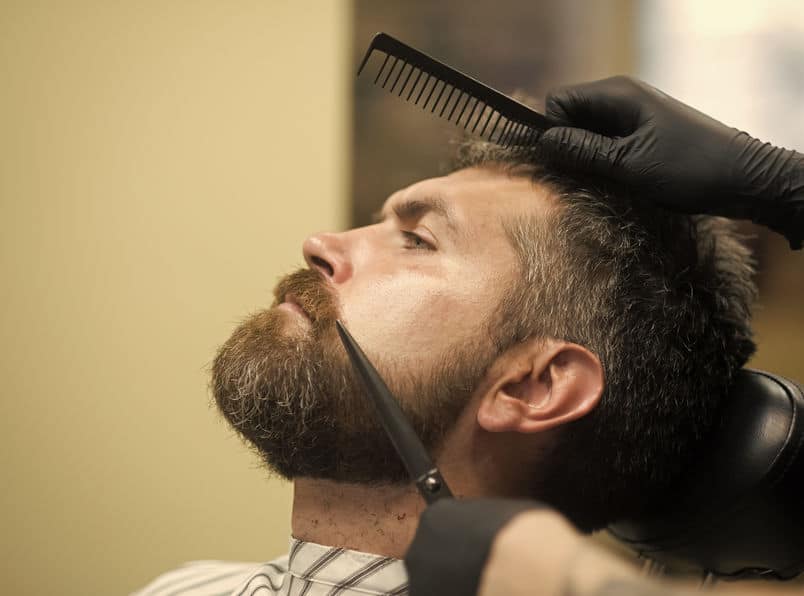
382, 166, 556, 231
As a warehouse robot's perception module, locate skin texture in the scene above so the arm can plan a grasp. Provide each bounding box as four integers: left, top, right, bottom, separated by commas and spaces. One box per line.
284, 167, 605, 557
478, 510, 799, 596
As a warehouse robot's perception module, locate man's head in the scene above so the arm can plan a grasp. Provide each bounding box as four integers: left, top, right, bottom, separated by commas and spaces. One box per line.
212, 140, 756, 529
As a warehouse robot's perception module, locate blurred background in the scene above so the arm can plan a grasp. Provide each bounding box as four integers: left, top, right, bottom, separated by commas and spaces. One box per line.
1, 1, 801, 594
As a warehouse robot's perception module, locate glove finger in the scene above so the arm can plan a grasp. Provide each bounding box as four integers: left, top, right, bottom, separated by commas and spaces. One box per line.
539, 126, 621, 177
546, 76, 644, 137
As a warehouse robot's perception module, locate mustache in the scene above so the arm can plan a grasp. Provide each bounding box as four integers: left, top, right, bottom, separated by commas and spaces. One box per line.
273, 268, 340, 325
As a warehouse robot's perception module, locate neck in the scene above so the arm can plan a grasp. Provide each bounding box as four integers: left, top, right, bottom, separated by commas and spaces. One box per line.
291, 478, 426, 559
290, 406, 536, 559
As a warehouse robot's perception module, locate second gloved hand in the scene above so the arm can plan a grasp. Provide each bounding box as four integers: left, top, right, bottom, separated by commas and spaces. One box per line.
538, 76, 803, 248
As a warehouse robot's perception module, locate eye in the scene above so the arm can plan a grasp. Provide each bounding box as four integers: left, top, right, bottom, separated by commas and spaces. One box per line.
401, 230, 434, 251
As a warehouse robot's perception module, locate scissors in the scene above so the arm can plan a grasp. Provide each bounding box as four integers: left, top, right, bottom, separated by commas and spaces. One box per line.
335, 320, 453, 505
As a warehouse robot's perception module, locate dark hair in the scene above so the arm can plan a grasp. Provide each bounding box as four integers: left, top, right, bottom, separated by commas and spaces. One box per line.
455, 139, 757, 531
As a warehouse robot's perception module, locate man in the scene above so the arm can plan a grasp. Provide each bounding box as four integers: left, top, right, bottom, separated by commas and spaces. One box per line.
134, 89, 759, 594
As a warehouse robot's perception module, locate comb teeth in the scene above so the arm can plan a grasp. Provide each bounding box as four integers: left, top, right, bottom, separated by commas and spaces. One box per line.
358, 33, 548, 150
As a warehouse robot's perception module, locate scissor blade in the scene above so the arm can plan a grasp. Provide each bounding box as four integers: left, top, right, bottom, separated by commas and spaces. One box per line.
335, 320, 452, 503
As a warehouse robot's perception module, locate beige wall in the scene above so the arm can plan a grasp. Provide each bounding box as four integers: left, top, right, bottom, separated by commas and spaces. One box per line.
0, 2, 351, 594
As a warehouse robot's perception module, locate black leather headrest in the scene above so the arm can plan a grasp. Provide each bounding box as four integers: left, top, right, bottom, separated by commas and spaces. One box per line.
609, 369, 804, 580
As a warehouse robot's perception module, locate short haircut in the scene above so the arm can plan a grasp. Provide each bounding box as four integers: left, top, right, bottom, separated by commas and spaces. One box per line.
455, 137, 757, 531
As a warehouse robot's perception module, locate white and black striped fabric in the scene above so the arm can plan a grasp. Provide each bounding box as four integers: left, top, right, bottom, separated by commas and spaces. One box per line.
132, 538, 409, 596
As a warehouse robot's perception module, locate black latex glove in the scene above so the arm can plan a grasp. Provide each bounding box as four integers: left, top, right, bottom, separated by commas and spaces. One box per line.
405, 499, 543, 596
538, 76, 804, 249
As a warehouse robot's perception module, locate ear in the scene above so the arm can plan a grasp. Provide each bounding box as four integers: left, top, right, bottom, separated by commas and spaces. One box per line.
477, 338, 603, 434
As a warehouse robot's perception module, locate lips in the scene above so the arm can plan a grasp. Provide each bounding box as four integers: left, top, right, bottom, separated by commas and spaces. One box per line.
273, 268, 339, 325
282, 293, 312, 320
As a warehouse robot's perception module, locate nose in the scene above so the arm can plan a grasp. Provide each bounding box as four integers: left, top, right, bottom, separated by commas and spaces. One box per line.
302, 232, 353, 284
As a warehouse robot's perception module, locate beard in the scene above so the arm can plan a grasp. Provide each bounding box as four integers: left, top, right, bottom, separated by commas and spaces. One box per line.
211, 268, 499, 484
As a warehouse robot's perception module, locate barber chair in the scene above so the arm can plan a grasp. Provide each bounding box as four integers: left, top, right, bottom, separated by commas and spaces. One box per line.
609, 369, 804, 581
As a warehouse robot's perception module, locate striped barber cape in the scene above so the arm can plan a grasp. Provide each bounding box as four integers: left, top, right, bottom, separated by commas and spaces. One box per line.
132, 537, 410, 596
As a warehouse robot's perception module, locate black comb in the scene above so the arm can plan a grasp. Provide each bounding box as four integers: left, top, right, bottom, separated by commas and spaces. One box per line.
357, 32, 548, 149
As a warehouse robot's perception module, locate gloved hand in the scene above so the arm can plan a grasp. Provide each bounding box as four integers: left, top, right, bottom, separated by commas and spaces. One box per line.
404, 499, 543, 596
538, 76, 803, 249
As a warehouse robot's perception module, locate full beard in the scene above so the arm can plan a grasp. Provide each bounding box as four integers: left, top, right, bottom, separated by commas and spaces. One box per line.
211, 268, 496, 485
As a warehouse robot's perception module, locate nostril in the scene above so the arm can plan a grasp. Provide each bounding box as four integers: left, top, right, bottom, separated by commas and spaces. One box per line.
311, 255, 334, 278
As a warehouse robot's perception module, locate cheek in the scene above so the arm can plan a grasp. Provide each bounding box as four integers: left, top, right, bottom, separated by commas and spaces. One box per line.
340, 270, 495, 368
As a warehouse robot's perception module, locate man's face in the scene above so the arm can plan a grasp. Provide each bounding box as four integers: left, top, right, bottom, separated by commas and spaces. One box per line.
212, 167, 550, 483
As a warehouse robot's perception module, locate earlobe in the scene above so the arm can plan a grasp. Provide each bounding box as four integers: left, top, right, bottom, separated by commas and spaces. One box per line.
477, 339, 603, 435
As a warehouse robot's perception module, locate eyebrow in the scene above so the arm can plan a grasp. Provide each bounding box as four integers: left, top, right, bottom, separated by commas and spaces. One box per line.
373, 196, 458, 233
